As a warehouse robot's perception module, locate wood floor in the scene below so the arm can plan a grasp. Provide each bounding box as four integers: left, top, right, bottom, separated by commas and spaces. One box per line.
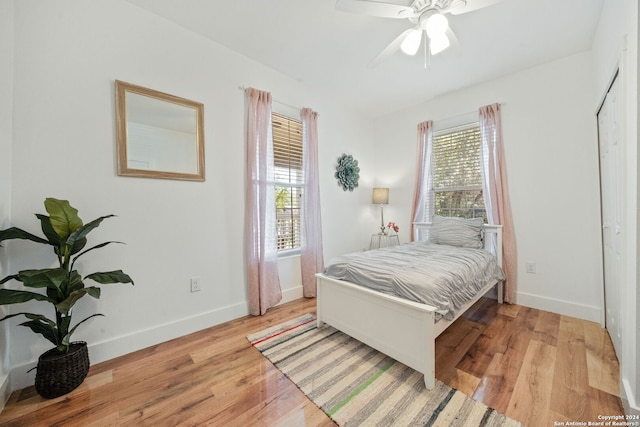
0, 297, 624, 426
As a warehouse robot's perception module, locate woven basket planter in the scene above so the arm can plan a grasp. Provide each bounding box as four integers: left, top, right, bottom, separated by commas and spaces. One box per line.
35, 341, 90, 399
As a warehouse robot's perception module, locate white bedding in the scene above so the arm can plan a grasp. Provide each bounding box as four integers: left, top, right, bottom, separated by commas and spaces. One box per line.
322, 241, 505, 320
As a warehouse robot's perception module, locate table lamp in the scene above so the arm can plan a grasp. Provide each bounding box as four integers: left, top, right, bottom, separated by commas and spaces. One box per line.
372, 188, 389, 234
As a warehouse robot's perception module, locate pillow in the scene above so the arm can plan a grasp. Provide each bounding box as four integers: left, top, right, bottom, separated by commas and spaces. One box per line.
429, 215, 484, 249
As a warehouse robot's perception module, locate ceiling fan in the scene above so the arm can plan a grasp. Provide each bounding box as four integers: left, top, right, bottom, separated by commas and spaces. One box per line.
336, 0, 503, 66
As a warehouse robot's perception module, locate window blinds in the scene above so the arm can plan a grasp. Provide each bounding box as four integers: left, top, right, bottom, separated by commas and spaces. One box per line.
272, 113, 303, 251
273, 113, 303, 181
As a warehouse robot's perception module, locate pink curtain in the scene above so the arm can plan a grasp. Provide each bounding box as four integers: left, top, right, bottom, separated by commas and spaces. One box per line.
245, 88, 282, 315
300, 108, 324, 297
479, 103, 517, 303
410, 121, 433, 241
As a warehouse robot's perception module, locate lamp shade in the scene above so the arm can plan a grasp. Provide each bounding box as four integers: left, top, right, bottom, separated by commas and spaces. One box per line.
430, 33, 450, 55
372, 188, 389, 205
425, 13, 448, 38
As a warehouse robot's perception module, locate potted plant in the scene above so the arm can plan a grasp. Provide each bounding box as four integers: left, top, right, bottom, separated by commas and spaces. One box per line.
0, 198, 134, 398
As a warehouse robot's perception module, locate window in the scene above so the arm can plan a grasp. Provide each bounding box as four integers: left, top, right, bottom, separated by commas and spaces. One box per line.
432, 125, 486, 220
272, 112, 303, 252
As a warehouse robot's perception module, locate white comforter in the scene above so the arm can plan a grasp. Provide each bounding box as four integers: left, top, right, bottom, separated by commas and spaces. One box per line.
322, 242, 505, 320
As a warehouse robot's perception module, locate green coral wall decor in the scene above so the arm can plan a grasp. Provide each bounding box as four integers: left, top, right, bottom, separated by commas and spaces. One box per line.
335, 153, 360, 192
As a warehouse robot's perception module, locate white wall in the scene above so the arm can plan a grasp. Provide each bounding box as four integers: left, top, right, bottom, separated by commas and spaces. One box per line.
592, 0, 639, 415
373, 51, 603, 323
5, 0, 375, 391
0, 0, 14, 410
6, 0, 631, 411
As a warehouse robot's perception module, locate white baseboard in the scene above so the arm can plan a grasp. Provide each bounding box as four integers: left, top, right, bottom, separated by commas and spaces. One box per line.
516, 291, 601, 323
9, 300, 251, 391
91, 300, 251, 364
7, 287, 308, 393
280, 285, 303, 304
622, 378, 640, 415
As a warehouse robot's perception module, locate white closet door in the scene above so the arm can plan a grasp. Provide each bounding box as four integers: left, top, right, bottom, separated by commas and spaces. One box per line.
597, 73, 622, 357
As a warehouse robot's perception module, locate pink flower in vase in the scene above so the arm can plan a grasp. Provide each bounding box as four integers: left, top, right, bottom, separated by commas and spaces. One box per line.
387, 221, 399, 233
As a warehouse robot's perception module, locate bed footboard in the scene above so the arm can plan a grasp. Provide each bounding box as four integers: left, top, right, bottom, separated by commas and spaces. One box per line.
316, 273, 437, 389
316, 223, 503, 390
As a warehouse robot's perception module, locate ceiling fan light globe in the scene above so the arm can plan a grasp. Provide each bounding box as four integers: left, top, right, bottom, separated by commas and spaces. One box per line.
400, 29, 422, 55
426, 13, 449, 38
430, 33, 450, 55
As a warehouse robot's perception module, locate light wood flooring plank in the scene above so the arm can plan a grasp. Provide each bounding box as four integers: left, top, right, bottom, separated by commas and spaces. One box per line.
447, 368, 482, 397
456, 312, 511, 377
533, 310, 561, 347
0, 297, 624, 426
583, 319, 621, 397
549, 315, 590, 420
506, 340, 557, 427
436, 316, 483, 383
471, 307, 539, 413
497, 301, 521, 318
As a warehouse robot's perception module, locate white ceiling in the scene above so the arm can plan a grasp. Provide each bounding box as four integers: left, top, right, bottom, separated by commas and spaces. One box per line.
126, 0, 604, 118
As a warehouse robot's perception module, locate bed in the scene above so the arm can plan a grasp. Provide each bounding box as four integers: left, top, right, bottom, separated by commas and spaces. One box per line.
315, 219, 504, 390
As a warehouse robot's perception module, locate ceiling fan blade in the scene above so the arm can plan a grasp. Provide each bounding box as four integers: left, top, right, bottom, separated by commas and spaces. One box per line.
449, 0, 504, 15
336, 0, 416, 19
368, 28, 416, 67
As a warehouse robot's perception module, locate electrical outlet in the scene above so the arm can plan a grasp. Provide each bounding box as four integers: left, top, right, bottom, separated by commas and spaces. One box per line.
190, 277, 201, 292
525, 262, 537, 274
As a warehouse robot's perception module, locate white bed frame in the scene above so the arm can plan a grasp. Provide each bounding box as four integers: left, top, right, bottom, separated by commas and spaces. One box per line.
315, 222, 503, 389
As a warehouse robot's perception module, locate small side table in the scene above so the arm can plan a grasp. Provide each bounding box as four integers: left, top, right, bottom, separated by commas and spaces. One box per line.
369, 233, 400, 250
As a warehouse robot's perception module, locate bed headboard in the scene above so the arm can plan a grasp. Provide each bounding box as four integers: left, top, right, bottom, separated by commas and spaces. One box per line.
413, 222, 503, 268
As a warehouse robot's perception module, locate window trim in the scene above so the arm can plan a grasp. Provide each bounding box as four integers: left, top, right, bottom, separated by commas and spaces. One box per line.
433, 121, 479, 137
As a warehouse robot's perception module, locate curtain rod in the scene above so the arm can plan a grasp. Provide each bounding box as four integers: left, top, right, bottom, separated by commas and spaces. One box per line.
432, 102, 505, 133
439, 102, 505, 121
239, 85, 302, 112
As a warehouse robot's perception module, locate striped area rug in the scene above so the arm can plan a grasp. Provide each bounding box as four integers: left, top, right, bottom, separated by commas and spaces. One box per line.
248, 314, 524, 427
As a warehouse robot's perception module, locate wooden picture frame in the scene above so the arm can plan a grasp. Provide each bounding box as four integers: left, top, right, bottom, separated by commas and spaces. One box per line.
115, 80, 205, 181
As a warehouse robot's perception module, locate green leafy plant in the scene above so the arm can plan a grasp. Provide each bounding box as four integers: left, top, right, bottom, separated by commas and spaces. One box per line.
0, 198, 134, 354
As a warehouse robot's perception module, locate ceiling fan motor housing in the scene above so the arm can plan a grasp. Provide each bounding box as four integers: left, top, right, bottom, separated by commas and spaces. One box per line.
409, 0, 467, 27
410, 0, 466, 15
